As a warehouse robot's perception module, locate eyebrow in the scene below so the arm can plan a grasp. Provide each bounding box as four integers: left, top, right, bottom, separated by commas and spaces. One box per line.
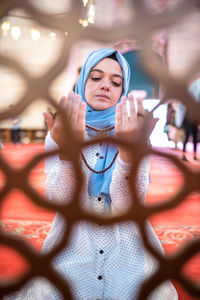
91, 68, 123, 80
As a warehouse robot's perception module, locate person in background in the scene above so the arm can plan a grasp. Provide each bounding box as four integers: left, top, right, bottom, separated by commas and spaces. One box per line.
189, 77, 200, 102
10, 105, 21, 144
187, 77, 200, 160
164, 102, 177, 141
175, 78, 200, 161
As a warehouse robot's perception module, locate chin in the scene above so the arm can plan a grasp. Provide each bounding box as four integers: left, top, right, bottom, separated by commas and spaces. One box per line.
92, 101, 114, 111
94, 105, 111, 111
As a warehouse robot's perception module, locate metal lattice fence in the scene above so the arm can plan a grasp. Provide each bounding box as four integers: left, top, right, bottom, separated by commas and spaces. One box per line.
0, 0, 200, 299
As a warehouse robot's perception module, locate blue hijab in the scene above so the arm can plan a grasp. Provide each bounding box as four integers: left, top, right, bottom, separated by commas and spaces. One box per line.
75, 48, 130, 210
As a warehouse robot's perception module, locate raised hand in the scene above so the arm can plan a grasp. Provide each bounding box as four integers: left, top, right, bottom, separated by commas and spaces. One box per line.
43, 91, 86, 160
115, 93, 157, 163
115, 93, 139, 162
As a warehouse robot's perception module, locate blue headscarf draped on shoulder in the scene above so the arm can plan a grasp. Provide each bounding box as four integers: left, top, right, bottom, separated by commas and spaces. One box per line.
75, 48, 130, 211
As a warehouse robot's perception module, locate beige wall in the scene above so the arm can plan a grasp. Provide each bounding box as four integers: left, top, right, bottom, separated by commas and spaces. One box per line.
168, 11, 200, 76
0, 1, 200, 129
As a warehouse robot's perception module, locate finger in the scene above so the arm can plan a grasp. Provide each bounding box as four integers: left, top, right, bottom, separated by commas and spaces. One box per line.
43, 112, 54, 131
121, 96, 129, 128
71, 94, 81, 124
65, 91, 74, 116
137, 99, 144, 116
137, 100, 146, 125
115, 103, 122, 133
128, 93, 137, 123
78, 101, 86, 130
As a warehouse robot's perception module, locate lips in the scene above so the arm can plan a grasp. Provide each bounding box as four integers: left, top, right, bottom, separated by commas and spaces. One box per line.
95, 94, 110, 100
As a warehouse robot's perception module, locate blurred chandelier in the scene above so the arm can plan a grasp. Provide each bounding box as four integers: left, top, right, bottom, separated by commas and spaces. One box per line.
0, 0, 96, 41
79, 0, 96, 27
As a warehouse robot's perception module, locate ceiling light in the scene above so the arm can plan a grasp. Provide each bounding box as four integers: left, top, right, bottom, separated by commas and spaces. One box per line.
82, 0, 89, 7
1, 21, 11, 36
11, 26, 21, 40
31, 28, 40, 41
49, 31, 56, 40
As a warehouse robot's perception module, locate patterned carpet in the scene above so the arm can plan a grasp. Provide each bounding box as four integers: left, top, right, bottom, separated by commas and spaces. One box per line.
0, 143, 199, 299
1, 220, 199, 251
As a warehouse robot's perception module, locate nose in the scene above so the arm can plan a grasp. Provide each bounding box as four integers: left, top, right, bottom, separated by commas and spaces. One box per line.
100, 78, 110, 91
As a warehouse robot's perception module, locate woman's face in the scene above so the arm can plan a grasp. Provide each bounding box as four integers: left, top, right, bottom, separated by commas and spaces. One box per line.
85, 58, 123, 110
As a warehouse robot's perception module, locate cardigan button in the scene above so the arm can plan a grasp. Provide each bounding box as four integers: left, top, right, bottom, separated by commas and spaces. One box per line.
96, 152, 99, 157
99, 250, 104, 254
98, 197, 102, 201
98, 275, 102, 280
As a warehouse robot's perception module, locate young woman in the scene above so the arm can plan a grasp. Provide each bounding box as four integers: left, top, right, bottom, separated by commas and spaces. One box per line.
7, 48, 178, 299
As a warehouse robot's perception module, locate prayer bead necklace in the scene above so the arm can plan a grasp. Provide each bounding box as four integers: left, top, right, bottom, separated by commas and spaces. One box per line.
85, 124, 115, 133
81, 151, 119, 174
81, 124, 118, 174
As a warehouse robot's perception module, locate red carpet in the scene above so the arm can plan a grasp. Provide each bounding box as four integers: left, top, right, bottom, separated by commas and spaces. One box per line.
0, 143, 199, 299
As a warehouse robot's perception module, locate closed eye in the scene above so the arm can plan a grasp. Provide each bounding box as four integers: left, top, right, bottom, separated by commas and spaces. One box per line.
91, 77, 101, 81
112, 81, 121, 87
